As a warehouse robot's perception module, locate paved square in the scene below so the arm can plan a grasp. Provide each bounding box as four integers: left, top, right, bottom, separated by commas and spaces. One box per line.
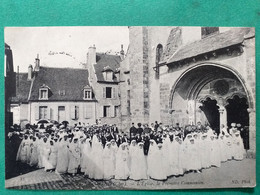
6, 158, 255, 190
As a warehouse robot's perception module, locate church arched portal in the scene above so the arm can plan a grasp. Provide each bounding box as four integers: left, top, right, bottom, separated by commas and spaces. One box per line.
169, 64, 252, 137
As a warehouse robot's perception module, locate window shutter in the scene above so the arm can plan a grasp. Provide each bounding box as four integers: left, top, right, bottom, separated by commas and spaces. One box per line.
47, 107, 51, 120
50, 108, 53, 120
103, 87, 106, 98
86, 104, 92, 118
35, 105, 39, 120
83, 104, 92, 119
111, 106, 116, 117
101, 106, 104, 118
70, 105, 75, 119
107, 106, 111, 117
113, 88, 116, 99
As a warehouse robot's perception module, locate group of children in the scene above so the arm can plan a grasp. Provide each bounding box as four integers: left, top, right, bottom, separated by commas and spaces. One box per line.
16, 125, 246, 181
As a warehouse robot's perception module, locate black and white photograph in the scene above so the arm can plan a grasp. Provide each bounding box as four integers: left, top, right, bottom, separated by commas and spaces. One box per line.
4, 26, 256, 190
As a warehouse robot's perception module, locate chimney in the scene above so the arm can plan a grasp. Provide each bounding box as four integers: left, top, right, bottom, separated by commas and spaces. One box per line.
34, 54, 40, 71
120, 44, 125, 60
28, 64, 33, 80
87, 45, 96, 67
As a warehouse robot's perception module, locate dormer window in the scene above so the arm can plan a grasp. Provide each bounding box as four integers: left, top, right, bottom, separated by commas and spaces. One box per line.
102, 66, 113, 81
83, 85, 92, 100
39, 84, 50, 100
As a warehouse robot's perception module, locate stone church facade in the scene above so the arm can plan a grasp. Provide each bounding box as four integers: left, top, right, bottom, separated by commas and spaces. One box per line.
119, 26, 255, 153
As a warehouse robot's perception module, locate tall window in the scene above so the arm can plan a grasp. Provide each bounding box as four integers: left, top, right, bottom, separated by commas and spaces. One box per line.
155, 44, 163, 79
39, 89, 48, 100
103, 87, 116, 99
103, 106, 110, 117
39, 106, 47, 119
106, 87, 112, 98
201, 27, 219, 38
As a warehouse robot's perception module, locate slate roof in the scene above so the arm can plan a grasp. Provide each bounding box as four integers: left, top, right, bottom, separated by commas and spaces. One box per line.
10, 73, 32, 103
166, 28, 253, 64
29, 67, 92, 101
162, 27, 182, 62
94, 53, 121, 82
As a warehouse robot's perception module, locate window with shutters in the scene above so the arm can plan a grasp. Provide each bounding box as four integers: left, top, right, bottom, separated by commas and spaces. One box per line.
103, 87, 116, 99
39, 106, 47, 119
103, 106, 110, 117
71, 105, 79, 120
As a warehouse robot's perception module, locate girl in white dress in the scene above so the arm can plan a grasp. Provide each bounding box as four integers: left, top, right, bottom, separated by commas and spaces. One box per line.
115, 143, 130, 180
153, 143, 167, 180
219, 135, 228, 162
103, 142, 115, 180
29, 137, 38, 166
89, 135, 104, 180
16, 134, 31, 163
42, 138, 52, 171
129, 140, 137, 173
55, 137, 69, 174
186, 138, 201, 173
48, 140, 58, 170
232, 132, 245, 160
130, 142, 148, 180
224, 134, 234, 160
147, 139, 158, 179
67, 138, 81, 175
80, 138, 92, 176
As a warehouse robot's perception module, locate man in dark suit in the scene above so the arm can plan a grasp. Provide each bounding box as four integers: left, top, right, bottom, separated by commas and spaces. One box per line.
129, 123, 137, 140
137, 123, 143, 136
154, 121, 159, 131
111, 124, 119, 134
143, 133, 150, 155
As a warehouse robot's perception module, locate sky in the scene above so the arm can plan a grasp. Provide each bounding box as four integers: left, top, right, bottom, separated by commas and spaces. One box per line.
5, 26, 129, 72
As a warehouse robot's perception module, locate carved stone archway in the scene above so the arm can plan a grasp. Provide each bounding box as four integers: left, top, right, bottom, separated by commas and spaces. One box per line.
169, 62, 254, 151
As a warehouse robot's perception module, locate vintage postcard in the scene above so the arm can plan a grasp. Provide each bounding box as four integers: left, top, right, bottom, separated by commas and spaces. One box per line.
5, 26, 256, 190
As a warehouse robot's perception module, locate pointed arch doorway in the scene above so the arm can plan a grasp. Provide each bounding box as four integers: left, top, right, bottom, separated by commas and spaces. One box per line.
226, 95, 249, 127
199, 97, 220, 133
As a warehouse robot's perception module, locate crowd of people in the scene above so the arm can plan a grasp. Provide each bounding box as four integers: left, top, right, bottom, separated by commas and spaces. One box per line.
11, 121, 246, 181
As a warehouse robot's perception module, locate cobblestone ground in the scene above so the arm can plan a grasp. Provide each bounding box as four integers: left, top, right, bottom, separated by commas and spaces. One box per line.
5, 158, 255, 190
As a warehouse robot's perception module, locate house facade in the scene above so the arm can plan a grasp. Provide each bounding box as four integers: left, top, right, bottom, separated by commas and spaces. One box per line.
85, 46, 123, 127
11, 56, 97, 126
